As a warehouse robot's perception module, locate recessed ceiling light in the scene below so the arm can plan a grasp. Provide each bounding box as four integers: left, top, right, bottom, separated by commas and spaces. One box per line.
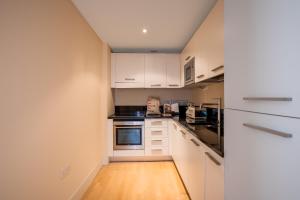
142, 28, 148, 34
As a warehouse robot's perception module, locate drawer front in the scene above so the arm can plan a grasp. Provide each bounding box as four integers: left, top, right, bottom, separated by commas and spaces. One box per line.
145, 119, 168, 127
145, 127, 168, 138
145, 147, 169, 156
225, 109, 300, 200
145, 137, 169, 147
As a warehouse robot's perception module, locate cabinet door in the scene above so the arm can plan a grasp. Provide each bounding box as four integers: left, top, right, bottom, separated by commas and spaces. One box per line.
225, 0, 300, 117
185, 135, 205, 200
112, 53, 145, 88
225, 109, 300, 200
204, 0, 224, 79
204, 149, 224, 200
175, 127, 190, 184
166, 54, 181, 88
145, 54, 166, 88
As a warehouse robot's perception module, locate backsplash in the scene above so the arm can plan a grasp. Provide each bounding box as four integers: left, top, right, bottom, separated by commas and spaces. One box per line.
114, 88, 193, 105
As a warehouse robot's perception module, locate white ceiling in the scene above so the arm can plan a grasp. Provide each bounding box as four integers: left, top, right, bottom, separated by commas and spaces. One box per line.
72, 0, 217, 53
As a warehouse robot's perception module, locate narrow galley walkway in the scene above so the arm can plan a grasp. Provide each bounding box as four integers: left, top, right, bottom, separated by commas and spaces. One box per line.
82, 161, 189, 200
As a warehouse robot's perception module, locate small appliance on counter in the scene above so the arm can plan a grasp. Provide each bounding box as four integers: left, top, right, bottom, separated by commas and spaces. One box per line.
162, 104, 172, 117
146, 96, 161, 117
186, 104, 208, 120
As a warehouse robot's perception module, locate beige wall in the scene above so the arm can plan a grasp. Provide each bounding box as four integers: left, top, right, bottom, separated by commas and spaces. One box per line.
191, 82, 224, 108
0, 1, 112, 199
114, 88, 193, 105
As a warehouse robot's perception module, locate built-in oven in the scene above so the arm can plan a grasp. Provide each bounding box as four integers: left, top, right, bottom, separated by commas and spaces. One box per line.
113, 121, 144, 150
184, 57, 195, 86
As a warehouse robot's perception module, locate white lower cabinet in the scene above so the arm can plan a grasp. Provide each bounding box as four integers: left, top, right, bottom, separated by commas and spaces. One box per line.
204, 149, 224, 200
225, 109, 300, 200
145, 119, 169, 156
170, 120, 224, 200
186, 135, 205, 200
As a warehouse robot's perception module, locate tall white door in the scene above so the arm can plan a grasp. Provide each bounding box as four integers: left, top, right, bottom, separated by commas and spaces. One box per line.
225, 0, 300, 118
225, 109, 300, 200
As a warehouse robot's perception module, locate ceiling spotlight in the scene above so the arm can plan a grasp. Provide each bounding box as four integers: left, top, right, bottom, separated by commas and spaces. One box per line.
142, 28, 148, 34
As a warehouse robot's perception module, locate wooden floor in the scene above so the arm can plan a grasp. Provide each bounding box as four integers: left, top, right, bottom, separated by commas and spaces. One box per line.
82, 161, 189, 200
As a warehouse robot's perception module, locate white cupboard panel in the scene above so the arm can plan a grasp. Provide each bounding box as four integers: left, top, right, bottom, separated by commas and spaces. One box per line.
225, 109, 300, 200
165, 54, 181, 88
145, 54, 166, 88
225, 0, 300, 117
111, 53, 145, 88
204, 147, 224, 200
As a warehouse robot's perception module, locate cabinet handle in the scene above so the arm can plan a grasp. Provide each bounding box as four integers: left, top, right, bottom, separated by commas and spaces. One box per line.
173, 124, 177, 130
125, 78, 135, 81
151, 121, 162, 126
180, 130, 186, 135
197, 74, 205, 79
151, 84, 161, 87
243, 97, 293, 101
152, 139, 163, 141
211, 65, 224, 72
185, 56, 191, 61
243, 123, 293, 138
190, 139, 200, 146
205, 152, 221, 166
168, 84, 179, 87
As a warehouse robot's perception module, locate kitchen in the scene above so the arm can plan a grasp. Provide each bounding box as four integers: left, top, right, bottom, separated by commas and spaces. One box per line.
0, 0, 299, 200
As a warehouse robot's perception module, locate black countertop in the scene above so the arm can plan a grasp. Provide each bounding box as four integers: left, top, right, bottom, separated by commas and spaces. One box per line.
172, 117, 224, 157
108, 114, 224, 157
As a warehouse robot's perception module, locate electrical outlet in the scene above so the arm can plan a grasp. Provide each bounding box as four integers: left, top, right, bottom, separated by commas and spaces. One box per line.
59, 164, 71, 180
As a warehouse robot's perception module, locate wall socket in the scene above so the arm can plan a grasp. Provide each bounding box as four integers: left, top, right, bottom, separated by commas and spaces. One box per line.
60, 164, 71, 180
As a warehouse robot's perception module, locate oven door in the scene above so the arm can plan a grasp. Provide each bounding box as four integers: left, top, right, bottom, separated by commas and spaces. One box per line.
113, 122, 144, 150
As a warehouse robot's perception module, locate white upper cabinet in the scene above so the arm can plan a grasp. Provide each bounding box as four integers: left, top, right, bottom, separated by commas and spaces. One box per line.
112, 53, 180, 88
181, 0, 224, 83
203, 0, 224, 79
225, 0, 300, 118
145, 54, 166, 88
111, 53, 145, 88
165, 54, 181, 88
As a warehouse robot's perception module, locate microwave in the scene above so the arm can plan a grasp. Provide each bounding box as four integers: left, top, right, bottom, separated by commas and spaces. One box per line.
184, 57, 195, 86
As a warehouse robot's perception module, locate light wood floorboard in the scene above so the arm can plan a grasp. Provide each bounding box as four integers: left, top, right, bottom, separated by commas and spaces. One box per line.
82, 161, 189, 200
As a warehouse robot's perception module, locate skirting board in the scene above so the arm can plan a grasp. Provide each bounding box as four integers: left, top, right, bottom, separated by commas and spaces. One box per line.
69, 159, 106, 200
109, 155, 172, 162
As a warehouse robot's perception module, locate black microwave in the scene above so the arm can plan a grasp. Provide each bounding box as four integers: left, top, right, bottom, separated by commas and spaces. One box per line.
184, 57, 195, 86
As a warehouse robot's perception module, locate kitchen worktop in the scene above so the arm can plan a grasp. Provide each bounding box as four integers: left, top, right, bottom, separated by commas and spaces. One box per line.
172, 117, 224, 157
108, 105, 224, 157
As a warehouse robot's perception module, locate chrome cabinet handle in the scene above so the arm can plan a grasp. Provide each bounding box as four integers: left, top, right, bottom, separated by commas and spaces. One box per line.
211, 65, 224, 72
205, 152, 221, 166
168, 84, 179, 87
190, 139, 200, 146
243, 123, 293, 138
243, 97, 292, 101
125, 78, 135, 81
197, 74, 205, 79
173, 124, 177, 130
151, 84, 161, 87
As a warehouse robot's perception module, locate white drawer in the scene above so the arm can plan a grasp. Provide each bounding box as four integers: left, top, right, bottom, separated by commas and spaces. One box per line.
145, 127, 168, 138
145, 146, 169, 156
145, 119, 168, 127
145, 137, 169, 147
